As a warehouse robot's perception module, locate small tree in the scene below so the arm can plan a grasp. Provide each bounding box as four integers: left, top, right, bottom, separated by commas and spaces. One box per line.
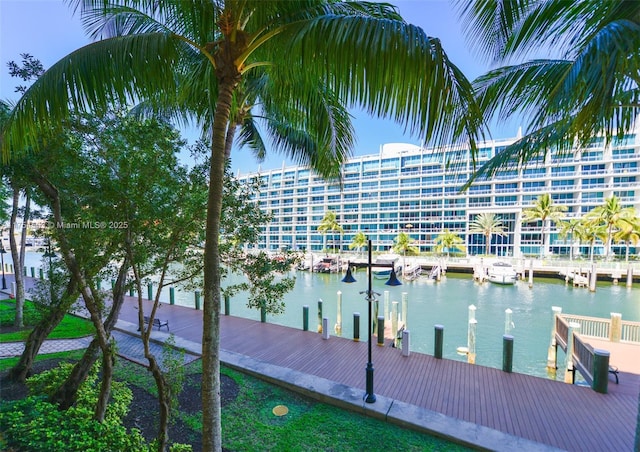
521, 194, 567, 257
434, 229, 466, 257
392, 232, 419, 274
349, 231, 368, 258
318, 210, 343, 254
558, 219, 582, 261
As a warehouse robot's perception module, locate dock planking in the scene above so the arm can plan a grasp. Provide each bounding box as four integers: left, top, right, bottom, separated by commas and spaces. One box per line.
118, 296, 638, 451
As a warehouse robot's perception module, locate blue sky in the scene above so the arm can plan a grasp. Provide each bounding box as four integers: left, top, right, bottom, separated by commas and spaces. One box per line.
0, 0, 520, 173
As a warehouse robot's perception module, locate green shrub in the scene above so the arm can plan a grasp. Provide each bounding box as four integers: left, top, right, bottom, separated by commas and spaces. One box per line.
0, 362, 148, 451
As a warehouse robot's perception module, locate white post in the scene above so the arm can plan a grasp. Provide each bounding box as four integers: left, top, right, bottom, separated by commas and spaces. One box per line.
564, 322, 581, 383
610, 312, 622, 342
468, 304, 476, 322
547, 306, 562, 370
10, 281, 16, 298
322, 317, 330, 340
589, 262, 597, 292
504, 308, 513, 335
384, 290, 390, 321
335, 290, 342, 335
528, 259, 534, 288
626, 266, 633, 288
391, 301, 399, 348
401, 292, 408, 329
401, 330, 410, 357
468, 318, 477, 364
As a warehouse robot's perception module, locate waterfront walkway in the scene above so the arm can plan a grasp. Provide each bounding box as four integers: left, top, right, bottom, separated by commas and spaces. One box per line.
116, 296, 638, 451
2, 279, 639, 451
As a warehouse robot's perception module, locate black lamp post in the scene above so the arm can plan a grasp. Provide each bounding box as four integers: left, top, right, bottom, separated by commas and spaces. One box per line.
342, 239, 401, 403
0, 244, 6, 290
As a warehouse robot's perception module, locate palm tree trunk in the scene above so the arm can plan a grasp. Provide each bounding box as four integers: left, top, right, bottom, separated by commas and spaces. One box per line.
485, 233, 490, 255
202, 77, 237, 452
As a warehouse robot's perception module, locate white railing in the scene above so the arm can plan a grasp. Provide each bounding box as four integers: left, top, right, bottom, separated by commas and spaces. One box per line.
558, 313, 640, 344
561, 314, 610, 338
621, 322, 640, 343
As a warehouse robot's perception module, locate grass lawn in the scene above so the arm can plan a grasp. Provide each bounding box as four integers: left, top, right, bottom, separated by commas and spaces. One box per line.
114, 357, 472, 451
0, 299, 95, 342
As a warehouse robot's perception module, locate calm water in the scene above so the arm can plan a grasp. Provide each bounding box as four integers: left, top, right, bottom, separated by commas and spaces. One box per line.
17, 252, 640, 379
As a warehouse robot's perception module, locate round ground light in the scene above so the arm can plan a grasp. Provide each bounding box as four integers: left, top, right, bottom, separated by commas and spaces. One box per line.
272, 405, 289, 416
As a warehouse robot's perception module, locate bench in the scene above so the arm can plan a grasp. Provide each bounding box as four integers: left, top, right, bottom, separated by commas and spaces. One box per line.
143, 315, 169, 331
609, 366, 619, 384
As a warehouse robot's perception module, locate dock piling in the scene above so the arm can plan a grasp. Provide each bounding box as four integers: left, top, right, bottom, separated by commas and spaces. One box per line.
434, 325, 444, 359
335, 291, 342, 335
401, 330, 410, 357
303, 305, 309, 331
377, 315, 385, 346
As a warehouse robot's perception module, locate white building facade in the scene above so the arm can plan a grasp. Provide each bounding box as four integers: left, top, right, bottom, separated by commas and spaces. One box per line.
237, 134, 640, 258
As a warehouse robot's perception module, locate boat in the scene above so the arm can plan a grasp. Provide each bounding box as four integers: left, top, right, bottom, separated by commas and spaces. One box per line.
313, 257, 340, 273
372, 254, 401, 279
403, 263, 422, 281
487, 262, 518, 285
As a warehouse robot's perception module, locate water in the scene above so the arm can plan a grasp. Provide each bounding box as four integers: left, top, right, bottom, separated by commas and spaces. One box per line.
15, 252, 640, 379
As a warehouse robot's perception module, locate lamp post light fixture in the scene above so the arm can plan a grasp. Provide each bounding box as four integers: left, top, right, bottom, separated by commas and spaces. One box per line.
0, 244, 6, 290
342, 239, 401, 403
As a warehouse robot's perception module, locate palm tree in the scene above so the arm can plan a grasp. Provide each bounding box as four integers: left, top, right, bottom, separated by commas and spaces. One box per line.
392, 231, 419, 274
317, 210, 343, 253
586, 195, 638, 259
468, 212, 506, 256
349, 231, 368, 258
458, 1, 640, 184
576, 220, 607, 262
434, 229, 466, 257
1, 2, 486, 449
613, 217, 640, 262
557, 218, 582, 261
521, 194, 567, 257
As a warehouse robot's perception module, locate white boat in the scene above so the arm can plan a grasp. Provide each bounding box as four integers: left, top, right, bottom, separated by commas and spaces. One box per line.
372, 254, 400, 279
403, 263, 422, 280
487, 262, 518, 285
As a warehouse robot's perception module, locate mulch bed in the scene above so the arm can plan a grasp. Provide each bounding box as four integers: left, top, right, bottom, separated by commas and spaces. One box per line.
0, 358, 240, 452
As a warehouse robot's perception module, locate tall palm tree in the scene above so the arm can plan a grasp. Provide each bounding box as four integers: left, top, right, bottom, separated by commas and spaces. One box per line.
586, 195, 637, 258
1, 2, 486, 449
458, 1, 640, 184
434, 229, 466, 257
349, 231, 368, 257
318, 210, 343, 253
468, 212, 506, 256
557, 218, 582, 261
521, 194, 567, 257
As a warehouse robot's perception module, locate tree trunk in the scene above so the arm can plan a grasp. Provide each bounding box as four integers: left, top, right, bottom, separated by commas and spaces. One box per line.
6, 277, 78, 382
9, 185, 28, 328
202, 79, 237, 452
33, 172, 129, 419
148, 349, 171, 452
52, 338, 101, 409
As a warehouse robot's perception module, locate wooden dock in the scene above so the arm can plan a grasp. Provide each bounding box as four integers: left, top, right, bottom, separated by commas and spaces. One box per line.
117, 297, 639, 451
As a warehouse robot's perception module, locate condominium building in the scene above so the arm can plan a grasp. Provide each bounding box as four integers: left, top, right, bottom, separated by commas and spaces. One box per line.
237, 133, 640, 258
